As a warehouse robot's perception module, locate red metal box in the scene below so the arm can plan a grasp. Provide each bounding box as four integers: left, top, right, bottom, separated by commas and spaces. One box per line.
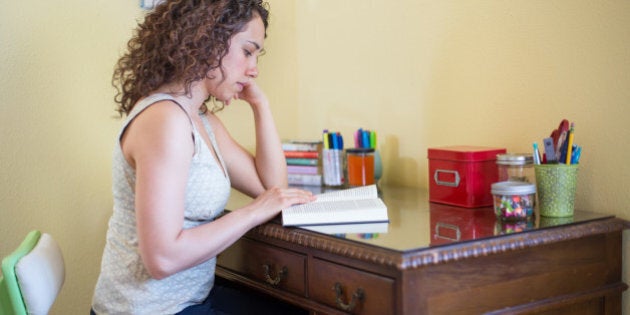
428, 146, 506, 208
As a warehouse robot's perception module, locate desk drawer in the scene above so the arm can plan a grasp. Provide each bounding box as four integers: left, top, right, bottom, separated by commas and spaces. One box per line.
219, 238, 306, 296
309, 258, 395, 315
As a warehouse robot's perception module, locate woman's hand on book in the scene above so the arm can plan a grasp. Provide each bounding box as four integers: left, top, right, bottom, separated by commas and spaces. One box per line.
246, 187, 316, 225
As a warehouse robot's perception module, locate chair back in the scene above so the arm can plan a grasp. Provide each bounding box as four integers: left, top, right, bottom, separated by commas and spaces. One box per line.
0, 230, 65, 315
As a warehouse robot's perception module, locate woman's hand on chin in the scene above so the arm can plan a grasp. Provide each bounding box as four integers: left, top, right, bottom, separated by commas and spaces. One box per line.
234, 81, 268, 109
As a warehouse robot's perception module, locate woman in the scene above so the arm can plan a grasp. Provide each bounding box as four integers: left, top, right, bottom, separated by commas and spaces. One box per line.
91, 0, 315, 313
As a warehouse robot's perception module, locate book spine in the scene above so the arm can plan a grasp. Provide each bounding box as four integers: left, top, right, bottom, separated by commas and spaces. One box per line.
284, 151, 319, 159
287, 165, 319, 175
282, 143, 321, 151
286, 158, 319, 166
287, 174, 322, 186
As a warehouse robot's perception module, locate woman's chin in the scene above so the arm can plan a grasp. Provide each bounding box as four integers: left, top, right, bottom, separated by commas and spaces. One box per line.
219, 97, 231, 106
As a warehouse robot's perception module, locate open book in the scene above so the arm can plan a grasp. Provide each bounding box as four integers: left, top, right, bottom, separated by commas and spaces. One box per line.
301, 221, 389, 234
282, 185, 389, 226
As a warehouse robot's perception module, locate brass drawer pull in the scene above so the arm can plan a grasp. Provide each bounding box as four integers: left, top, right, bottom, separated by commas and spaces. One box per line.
333, 282, 365, 311
262, 264, 287, 286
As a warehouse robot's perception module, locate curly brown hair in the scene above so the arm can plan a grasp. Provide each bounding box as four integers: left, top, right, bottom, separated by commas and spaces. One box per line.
112, 0, 269, 116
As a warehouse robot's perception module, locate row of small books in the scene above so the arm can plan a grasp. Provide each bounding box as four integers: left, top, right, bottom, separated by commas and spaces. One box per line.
282, 140, 323, 186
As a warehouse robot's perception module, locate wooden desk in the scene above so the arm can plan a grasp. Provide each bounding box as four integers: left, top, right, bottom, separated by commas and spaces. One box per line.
216, 186, 627, 314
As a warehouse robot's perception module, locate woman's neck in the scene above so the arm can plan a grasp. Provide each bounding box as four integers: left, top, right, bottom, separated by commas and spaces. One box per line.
153, 81, 209, 114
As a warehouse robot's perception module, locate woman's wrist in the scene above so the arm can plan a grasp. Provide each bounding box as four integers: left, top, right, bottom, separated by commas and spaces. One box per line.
248, 98, 269, 113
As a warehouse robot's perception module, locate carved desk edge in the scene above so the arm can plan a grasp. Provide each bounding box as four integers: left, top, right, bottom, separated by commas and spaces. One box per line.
245, 217, 626, 271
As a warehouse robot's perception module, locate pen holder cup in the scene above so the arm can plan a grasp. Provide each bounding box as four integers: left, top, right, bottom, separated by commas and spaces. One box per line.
323, 149, 344, 186
539, 216, 574, 227
374, 150, 383, 182
534, 164, 579, 217
346, 148, 375, 187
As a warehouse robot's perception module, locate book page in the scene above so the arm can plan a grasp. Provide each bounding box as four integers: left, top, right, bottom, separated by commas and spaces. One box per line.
313, 185, 378, 203
286, 198, 384, 214
282, 197, 387, 226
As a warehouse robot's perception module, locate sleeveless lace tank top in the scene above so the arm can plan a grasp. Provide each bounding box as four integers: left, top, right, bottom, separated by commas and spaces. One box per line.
92, 93, 231, 314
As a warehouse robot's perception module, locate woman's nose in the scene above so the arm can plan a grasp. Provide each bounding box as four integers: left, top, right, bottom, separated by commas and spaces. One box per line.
247, 64, 258, 78
246, 57, 259, 78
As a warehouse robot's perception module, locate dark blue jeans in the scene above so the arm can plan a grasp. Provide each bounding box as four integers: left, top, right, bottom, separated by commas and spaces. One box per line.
178, 278, 306, 315
91, 278, 307, 315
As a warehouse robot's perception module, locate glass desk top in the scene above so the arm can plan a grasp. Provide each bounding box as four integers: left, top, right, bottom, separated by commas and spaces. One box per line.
225, 185, 614, 253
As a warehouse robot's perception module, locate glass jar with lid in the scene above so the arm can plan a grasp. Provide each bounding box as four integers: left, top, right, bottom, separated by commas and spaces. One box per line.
496, 153, 535, 184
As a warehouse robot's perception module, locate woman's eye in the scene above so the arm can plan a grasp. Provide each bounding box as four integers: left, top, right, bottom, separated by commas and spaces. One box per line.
244, 49, 253, 57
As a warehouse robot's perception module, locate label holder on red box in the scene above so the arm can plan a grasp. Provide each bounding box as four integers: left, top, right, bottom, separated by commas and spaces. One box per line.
433, 169, 460, 187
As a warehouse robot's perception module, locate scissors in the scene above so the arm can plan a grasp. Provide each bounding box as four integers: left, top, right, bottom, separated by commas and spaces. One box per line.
550, 119, 570, 149
550, 119, 570, 159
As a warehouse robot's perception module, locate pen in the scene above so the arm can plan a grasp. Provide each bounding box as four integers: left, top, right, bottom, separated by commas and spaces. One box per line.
533, 143, 541, 165
565, 123, 575, 164
556, 130, 567, 163
322, 130, 329, 149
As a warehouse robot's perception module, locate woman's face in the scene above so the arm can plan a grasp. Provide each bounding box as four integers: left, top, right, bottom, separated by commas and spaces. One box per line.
205, 15, 265, 103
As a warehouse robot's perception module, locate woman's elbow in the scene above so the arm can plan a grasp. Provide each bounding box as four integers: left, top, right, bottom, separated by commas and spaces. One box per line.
140, 252, 178, 280
145, 264, 172, 280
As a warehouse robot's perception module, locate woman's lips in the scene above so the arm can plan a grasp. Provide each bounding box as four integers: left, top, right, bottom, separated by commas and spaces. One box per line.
236, 82, 246, 91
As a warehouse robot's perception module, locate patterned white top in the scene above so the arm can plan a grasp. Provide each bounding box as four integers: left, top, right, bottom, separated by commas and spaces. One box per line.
92, 94, 231, 314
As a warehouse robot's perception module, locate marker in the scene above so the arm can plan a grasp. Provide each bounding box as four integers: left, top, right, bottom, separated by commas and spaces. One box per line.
328, 133, 335, 149
571, 145, 582, 164
331, 132, 339, 149
322, 130, 329, 149
373, 131, 378, 149
370, 131, 376, 149
362, 130, 370, 149
337, 132, 344, 149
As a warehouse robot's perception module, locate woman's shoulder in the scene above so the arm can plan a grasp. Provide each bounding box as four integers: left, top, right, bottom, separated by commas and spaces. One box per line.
134, 101, 191, 131
133, 93, 188, 116
131, 91, 192, 121
123, 99, 193, 144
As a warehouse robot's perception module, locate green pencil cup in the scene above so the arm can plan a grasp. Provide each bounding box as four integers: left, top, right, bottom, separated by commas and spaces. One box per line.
539, 216, 574, 227
534, 164, 579, 217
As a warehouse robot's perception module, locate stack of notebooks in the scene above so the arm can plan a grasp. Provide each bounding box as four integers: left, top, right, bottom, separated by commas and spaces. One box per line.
283, 140, 323, 186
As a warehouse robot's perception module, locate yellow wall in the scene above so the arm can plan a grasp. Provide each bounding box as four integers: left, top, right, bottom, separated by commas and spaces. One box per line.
1, 0, 629, 314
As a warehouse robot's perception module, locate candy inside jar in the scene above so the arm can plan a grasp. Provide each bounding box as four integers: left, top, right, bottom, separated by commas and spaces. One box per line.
491, 181, 536, 221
